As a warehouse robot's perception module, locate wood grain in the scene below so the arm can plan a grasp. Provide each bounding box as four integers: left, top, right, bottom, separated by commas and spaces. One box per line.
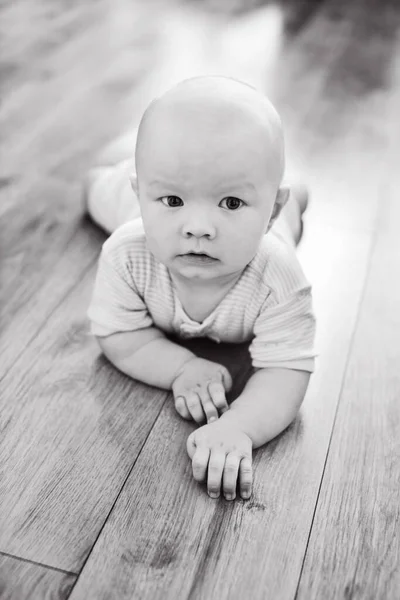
0, 0, 163, 380
0, 0, 157, 188
0, 267, 168, 572
296, 57, 400, 600
0, 180, 103, 380
0, 553, 75, 600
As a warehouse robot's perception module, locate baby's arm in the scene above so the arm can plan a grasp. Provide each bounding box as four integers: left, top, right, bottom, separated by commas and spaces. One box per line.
185, 366, 310, 500
232, 280, 316, 447
97, 326, 196, 389
219, 367, 310, 449
185, 267, 316, 499
98, 327, 232, 423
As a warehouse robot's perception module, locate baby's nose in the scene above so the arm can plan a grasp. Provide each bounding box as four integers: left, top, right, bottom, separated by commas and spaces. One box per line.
182, 212, 216, 239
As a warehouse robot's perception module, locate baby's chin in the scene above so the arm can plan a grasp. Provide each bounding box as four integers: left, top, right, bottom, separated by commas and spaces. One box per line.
168, 257, 250, 285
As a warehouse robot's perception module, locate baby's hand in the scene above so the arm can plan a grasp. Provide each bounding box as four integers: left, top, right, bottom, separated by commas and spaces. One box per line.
172, 357, 232, 424
186, 418, 253, 500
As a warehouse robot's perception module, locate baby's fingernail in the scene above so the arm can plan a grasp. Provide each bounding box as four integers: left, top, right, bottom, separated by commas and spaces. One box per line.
209, 492, 219, 499
242, 492, 251, 500
208, 416, 217, 423
225, 494, 234, 501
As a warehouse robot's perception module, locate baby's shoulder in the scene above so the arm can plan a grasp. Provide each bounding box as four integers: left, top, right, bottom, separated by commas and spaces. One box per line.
249, 232, 310, 299
101, 219, 147, 264
99, 220, 158, 287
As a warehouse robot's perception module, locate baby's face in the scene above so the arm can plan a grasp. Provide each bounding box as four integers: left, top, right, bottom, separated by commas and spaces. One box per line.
134, 81, 285, 286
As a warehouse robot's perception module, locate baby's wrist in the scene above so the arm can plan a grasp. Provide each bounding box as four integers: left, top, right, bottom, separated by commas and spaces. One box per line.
219, 409, 256, 446
172, 353, 198, 385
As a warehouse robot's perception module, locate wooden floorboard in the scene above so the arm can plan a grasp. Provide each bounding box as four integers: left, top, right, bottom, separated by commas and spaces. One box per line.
296, 54, 400, 600
0, 0, 157, 192
0, 182, 103, 381
0, 267, 168, 572
0, 0, 164, 380
0, 553, 76, 600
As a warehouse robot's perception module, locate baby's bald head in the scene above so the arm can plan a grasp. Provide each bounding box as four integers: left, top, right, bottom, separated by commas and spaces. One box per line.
132, 77, 291, 281
135, 76, 285, 192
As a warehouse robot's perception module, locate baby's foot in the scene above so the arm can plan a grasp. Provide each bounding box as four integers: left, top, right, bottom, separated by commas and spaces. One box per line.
83, 159, 139, 234
291, 183, 309, 216
290, 183, 309, 243
281, 183, 309, 244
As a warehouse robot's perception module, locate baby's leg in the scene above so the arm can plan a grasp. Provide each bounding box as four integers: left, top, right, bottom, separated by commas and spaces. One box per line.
278, 184, 309, 246
84, 130, 140, 235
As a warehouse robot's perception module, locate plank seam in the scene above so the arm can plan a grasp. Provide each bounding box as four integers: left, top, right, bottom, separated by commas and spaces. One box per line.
65, 392, 170, 598
0, 252, 99, 386
0, 550, 77, 577
293, 201, 381, 600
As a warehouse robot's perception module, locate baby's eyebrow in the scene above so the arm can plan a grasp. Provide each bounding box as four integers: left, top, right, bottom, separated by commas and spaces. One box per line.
148, 180, 256, 193
148, 179, 174, 188
219, 182, 256, 193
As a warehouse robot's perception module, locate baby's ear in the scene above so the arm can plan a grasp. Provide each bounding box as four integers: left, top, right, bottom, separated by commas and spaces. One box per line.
266, 185, 290, 232
129, 173, 139, 196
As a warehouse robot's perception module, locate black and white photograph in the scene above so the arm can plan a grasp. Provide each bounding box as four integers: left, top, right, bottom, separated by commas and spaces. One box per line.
0, 0, 399, 598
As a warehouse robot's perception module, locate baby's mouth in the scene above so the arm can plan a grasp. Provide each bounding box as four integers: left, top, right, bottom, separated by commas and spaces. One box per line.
178, 252, 219, 263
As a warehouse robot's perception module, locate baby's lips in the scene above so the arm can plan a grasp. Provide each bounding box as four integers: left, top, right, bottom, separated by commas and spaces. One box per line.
185, 253, 216, 258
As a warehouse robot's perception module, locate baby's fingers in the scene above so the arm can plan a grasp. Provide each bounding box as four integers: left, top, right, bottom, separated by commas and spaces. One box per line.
185, 391, 207, 424
222, 453, 241, 500
220, 366, 233, 392
191, 446, 210, 482
197, 388, 219, 424
174, 396, 192, 420
208, 381, 229, 415
239, 457, 252, 500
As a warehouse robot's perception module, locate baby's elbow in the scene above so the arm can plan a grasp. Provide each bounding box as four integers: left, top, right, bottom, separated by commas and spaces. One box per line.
95, 332, 128, 366
95, 334, 115, 361
95, 327, 163, 369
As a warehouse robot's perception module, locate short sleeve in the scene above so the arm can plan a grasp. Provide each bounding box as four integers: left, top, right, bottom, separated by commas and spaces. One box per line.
87, 249, 153, 337
249, 286, 317, 372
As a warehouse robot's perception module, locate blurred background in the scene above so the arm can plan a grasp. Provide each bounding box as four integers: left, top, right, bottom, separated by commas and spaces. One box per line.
2, 0, 400, 384
2, 0, 399, 212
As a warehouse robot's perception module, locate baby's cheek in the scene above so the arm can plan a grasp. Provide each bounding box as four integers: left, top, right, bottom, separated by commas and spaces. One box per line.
147, 228, 174, 261
143, 227, 163, 256
230, 230, 260, 260
232, 226, 259, 256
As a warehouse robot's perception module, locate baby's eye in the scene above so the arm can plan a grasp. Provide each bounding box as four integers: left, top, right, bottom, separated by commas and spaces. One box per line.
220, 196, 244, 210
160, 195, 183, 207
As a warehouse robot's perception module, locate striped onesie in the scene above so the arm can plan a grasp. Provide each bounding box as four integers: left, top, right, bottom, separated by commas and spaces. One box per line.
87, 168, 317, 373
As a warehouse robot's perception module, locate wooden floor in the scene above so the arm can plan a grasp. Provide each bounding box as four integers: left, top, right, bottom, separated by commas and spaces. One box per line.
1, 0, 399, 598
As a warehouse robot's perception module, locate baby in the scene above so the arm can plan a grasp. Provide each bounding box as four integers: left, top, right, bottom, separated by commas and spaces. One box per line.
87, 76, 317, 502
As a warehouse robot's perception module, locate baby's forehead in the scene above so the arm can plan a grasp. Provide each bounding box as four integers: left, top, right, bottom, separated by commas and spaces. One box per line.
146, 79, 280, 135
135, 77, 285, 180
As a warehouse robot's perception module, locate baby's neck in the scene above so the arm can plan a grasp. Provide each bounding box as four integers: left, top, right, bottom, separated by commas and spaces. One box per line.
170, 269, 243, 297
169, 270, 244, 323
